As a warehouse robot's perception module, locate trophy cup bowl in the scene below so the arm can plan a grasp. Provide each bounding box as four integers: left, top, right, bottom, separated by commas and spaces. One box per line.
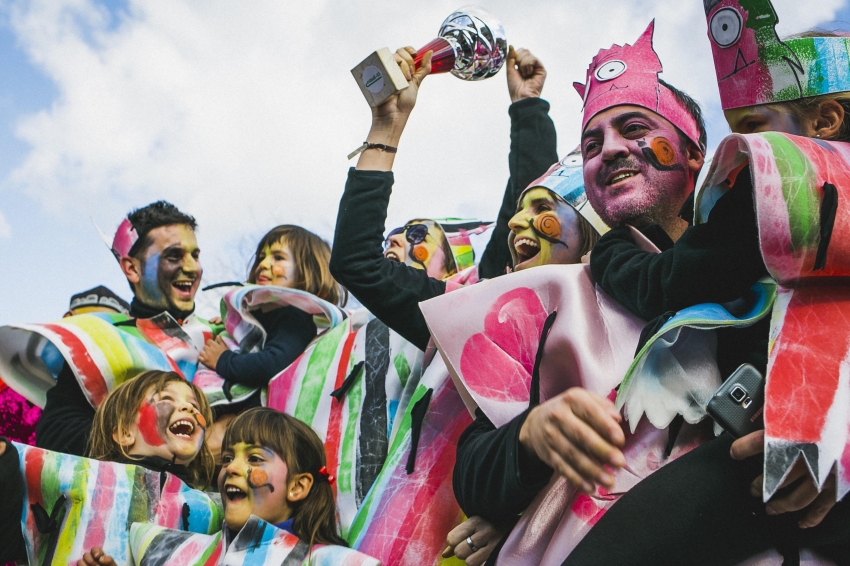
352, 6, 507, 107
414, 6, 508, 80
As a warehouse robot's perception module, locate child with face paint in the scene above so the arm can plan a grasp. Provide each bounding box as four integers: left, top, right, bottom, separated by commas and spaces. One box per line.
199, 225, 345, 390
88, 370, 214, 488
217, 408, 346, 548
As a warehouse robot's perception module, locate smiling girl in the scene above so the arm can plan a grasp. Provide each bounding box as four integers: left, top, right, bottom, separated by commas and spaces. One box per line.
88, 369, 214, 488
199, 225, 345, 391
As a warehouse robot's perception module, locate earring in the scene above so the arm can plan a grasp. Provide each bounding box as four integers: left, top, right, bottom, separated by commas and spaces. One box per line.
817, 133, 822, 138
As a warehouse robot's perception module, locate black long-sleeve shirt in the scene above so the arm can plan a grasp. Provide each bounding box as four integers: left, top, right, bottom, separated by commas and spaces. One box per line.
215, 306, 316, 388
590, 167, 770, 377
478, 98, 558, 279
330, 98, 558, 351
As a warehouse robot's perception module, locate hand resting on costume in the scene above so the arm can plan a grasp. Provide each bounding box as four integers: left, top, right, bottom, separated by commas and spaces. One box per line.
731, 430, 838, 528
519, 387, 625, 494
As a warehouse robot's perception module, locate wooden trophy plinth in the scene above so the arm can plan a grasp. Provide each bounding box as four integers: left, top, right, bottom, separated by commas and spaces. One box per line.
351, 48, 410, 108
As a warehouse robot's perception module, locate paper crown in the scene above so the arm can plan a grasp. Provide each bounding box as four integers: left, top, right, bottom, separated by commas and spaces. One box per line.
574, 20, 702, 149
433, 219, 492, 272
94, 217, 139, 261
520, 149, 610, 236
704, 0, 850, 109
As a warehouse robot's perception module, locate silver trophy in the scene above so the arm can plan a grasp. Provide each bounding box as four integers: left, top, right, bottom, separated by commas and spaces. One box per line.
352, 6, 508, 107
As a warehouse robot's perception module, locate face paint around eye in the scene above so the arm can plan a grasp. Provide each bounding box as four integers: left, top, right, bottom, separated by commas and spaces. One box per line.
637, 138, 682, 171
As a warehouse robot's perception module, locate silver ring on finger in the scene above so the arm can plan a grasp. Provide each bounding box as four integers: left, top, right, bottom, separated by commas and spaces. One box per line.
466, 536, 479, 553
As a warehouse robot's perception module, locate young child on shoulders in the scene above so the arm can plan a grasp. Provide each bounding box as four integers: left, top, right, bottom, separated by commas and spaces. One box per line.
199, 225, 346, 390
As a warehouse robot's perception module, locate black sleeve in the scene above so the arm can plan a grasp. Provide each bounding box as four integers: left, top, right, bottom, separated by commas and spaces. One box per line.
330, 168, 446, 351
453, 409, 553, 523
0, 438, 26, 562
589, 169, 768, 321
478, 98, 559, 280
35, 363, 95, 457
215, 306, 316, 388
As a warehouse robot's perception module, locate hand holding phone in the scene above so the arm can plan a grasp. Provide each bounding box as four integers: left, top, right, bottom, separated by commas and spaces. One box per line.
707, 363, 765, 438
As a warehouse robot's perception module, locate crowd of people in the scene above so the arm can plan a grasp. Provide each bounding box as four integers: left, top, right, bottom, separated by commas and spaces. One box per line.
2, 0, 850, 564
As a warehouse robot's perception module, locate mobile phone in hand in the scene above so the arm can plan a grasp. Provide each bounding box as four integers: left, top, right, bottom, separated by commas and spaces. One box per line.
706, 363, 765, 438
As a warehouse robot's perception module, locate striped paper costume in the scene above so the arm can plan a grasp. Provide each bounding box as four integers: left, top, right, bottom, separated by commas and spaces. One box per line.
695, 132, 850, 501
129, 515, 380, 565
14, 442, 222, 565
194, 284, 346, 407
0, 311, 217, 408
264, 309, 425, 537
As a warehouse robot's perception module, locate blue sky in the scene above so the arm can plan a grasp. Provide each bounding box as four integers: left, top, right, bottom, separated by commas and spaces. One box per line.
1, 0, 848, 324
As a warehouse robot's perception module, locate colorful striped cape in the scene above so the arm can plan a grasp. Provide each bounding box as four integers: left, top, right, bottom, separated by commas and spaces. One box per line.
696, 132, 850, 501
14, 442, 222, 565
264, 308, 425, 537
420, 265, 717, 565
0, 311, 217, 408
129, 515, 381, 565
195, 284, 346, 408
346, 353, 470, 566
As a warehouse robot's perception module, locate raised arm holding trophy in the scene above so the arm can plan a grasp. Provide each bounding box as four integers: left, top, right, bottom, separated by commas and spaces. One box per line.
350, 6, 507, 108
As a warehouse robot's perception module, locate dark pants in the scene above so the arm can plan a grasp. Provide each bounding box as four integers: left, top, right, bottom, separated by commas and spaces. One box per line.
564, 434, 850, 566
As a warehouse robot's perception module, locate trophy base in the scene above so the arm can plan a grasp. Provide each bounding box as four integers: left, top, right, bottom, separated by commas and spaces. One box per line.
351, 48, 410, 107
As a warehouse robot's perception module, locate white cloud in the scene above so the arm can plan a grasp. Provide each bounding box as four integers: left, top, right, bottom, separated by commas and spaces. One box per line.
0, 209, 10, 238
3, 0, 846, 277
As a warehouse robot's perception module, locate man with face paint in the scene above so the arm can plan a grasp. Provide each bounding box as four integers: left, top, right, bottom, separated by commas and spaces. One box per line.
34, 201, 206, 457
331, 44, 558, 351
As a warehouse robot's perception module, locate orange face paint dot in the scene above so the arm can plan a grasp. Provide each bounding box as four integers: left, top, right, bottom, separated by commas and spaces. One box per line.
195, 412, 207, 428
650, 138, 676, 166
412, 245, 429, 263
534, 212, 562, 240
248, 468, 268, 489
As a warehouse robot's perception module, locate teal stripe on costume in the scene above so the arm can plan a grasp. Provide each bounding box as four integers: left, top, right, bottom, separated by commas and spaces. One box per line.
805, 37, 850, 98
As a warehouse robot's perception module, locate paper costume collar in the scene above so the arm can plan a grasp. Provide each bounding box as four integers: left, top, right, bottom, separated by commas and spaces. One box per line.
432, 218, 492, 272
704, 0, 850, 109
574, 20, 702, 149
94, 217, 139, 261
520, 149, 610, 236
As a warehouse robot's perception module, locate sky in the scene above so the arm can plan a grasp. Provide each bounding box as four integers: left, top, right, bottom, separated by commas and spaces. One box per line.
1, 0, 849, 324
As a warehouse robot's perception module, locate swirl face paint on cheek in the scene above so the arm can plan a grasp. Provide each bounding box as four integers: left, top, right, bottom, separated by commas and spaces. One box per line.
533, 212, 562, 241
248, 467, 275, 492
637, 138, 683, 171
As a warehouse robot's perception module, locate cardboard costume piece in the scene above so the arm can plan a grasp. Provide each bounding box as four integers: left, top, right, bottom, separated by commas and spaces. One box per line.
695, 132, 850, 501
573, 21, 702, 148
421, 264, 716, 565
264, 310, 425, 539
13, 442, 222, 565
346, 351, 470, 566
0, 311, 217, 409
703, 0, 850, 110
193, 284, 345, 407
129, 515, 380, 566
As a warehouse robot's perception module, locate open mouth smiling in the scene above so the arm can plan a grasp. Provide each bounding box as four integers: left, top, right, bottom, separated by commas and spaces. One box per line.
168, 419, 196, 439
385, 251, 401, 262
224, 484, 247, 502
172, 279, 195, 296
606, 170, 639, 186
514, 237, 540, 264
